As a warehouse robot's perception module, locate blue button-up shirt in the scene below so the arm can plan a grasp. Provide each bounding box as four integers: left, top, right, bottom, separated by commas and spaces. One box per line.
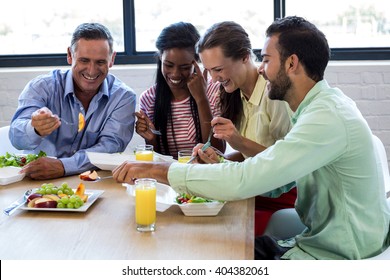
9, 69, 136, 175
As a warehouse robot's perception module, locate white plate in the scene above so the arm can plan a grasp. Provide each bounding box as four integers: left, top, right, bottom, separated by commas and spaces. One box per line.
124, 183, 225, 216
0, 166, 25, 185
125, 182, 177, 212
87, 151, 175, 171
20, 189, 104, 212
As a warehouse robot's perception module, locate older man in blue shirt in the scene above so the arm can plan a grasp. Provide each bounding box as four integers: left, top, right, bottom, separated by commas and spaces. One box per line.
10, 23, 136, 179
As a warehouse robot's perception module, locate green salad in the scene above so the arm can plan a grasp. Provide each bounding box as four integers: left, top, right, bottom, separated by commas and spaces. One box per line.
0, 151, 47, 168
176, 193, 223, 204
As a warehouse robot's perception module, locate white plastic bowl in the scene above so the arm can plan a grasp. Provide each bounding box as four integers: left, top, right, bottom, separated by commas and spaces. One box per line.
124, 182, 225, 216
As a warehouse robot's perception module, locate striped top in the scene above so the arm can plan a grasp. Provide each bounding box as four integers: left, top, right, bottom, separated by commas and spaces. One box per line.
139, 81, 221, 158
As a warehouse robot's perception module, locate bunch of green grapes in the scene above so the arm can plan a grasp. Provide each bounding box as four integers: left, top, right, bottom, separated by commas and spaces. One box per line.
35, 182, 74, 196
57, 195, 84, 209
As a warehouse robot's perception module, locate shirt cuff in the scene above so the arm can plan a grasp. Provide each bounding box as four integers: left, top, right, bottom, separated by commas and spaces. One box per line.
26, 120, 43, 146
167, 162, 191, 194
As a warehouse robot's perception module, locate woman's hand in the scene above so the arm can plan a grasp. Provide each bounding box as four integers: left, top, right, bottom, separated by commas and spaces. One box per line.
211, 117, 243, 150
192, 143, 220, 164
187, 61, 207, 103
134, 111, 157, 141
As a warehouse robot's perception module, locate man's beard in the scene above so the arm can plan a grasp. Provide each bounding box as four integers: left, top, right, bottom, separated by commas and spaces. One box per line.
268, 67, 292, 101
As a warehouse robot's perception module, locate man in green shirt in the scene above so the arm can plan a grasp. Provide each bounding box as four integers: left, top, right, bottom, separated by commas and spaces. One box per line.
113, 16, 390, 259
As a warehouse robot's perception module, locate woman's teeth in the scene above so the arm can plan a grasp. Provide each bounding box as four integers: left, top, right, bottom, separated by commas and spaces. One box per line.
169, 78, 181, 84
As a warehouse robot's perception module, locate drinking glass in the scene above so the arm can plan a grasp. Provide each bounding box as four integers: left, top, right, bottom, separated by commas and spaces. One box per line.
178, 149, 193, 163
135, 144, 154, 161
135, 178, 156, 232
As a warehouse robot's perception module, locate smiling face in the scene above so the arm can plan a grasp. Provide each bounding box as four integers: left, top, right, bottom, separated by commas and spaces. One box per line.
67, 38, 115, 96
160, 48, 195, 91
200, 46, 247, 93
259, 35, 292, 101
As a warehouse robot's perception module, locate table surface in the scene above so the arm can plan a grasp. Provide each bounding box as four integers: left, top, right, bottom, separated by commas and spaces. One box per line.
0, 171, 254, 260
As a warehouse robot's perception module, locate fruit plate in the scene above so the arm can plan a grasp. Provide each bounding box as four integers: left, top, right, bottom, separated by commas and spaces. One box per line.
124, 183, 225, 216
87, 151, 175, 171
19, 189, 104, 212
0, 166, 25, 185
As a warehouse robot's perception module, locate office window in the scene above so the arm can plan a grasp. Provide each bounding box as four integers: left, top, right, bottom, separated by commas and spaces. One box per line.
0, 0, 124, 55
134, 0, 273, 52
285, 0, 390, 48
0, 0, 389, 67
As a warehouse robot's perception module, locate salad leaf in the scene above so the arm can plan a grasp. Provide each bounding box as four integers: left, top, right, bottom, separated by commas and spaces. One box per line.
0, 151, 47, 168
175, 193, 214, 204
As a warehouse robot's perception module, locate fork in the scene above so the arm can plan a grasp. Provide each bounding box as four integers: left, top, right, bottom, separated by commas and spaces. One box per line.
186, 128, 213, 164
4, 189, 32, 216
149, 128, 162, 136
89, 176, 113, 183
51, 115, 75, 125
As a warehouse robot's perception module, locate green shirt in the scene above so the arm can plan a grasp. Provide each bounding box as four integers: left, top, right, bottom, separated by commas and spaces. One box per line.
168, 80, 390, 259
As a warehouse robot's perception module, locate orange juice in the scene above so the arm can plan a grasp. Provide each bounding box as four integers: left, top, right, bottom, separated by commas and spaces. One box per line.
135, 144, 154, 161
135, 151, 153, 161
135, 187, 156, 225
178, 149, 192, 163
135, 178, 157, 232
178, 156, 191, 163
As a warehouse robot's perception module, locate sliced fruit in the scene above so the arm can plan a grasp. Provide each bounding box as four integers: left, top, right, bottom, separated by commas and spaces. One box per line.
27, 193, 43, 202
34, 197, 58, 208
79, 194, 88, 203
75, 182, 86, 196
27, 197, 42, 208
43, 194, 60, 202
79, 170, 99, 181
78, 112, 85, 132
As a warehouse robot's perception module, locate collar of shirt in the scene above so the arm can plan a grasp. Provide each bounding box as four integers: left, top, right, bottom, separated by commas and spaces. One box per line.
63, 70, 110, 102
240, 75, 267, 106
291, 80, 330, 125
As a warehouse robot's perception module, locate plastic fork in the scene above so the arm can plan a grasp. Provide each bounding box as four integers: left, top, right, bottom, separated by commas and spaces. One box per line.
4, 189, 32, 216
149, 128, 162, 136
186, 128, 213, 164
51, 115, 75, 125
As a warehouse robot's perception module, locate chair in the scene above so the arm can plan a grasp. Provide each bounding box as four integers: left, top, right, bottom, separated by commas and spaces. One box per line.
264, 134, 390, 259
0, 125, 20, 155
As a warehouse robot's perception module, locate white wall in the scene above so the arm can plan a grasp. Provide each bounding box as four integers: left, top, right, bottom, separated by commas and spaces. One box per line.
1, 61, 390, 164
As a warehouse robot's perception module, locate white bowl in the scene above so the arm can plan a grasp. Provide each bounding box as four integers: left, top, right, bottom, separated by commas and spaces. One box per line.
178, 201, 225, 216
125, 182, 177, 212
0, 166, 25, 185
124, 182, 225, 216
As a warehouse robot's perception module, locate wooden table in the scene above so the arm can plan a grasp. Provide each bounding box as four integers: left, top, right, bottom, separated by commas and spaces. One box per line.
0, 171, 254, 260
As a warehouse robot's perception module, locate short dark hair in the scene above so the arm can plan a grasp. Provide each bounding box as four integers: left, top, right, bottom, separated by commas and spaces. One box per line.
266, 16, 330, 82
70, 23, 114, 54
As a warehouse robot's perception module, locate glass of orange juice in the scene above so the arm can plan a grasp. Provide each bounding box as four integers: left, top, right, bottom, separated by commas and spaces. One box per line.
135, 178, 157, 232
178, 149, 192, 163
135, 144, 154, 161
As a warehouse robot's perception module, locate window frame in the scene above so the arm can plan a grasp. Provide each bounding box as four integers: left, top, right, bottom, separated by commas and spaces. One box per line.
0, 0, 389, 68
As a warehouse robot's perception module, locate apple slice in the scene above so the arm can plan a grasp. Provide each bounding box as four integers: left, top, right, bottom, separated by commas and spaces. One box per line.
79, 170, 99, 181
34, 197, 58, 208
27, 193, 43, 202
43, 194, 60, 202
27, 197, 42, 208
